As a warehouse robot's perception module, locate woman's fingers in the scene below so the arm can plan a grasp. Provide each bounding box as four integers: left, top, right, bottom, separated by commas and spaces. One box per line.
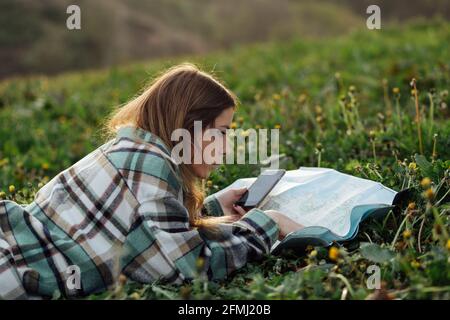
232, 187, 247, 198
225, 214, 241, 223
232, 204, 247, 216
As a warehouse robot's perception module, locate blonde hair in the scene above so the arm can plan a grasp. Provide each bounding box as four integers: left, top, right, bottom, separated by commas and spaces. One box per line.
101, 63, 239, 231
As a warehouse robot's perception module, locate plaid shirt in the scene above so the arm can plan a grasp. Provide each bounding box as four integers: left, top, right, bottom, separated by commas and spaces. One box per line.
0, 125, 279, 299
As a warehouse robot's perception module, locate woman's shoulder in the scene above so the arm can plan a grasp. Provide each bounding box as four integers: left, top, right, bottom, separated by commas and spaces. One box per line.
103, 132, 182, 193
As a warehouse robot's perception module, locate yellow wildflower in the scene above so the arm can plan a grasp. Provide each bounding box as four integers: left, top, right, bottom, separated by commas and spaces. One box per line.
329, 247, 340, 261
129, 292, 141, 300
424, 188, 434, 201
420, 177, 431, 188
403, 229, 412, 239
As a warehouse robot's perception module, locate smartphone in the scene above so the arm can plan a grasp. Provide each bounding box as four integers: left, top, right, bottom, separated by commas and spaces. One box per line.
235, 169, 286, 210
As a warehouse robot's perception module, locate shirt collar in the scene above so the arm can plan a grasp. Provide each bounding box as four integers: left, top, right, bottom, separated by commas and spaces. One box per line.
116, 125, 172, 157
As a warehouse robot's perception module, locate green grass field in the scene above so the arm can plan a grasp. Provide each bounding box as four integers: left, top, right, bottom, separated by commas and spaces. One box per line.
0, 20, 449, 299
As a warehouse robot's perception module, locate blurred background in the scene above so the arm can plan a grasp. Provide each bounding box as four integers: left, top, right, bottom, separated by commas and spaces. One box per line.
1, 0, 449, 79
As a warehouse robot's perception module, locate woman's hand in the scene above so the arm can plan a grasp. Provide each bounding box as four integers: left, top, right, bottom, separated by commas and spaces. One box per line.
214, 187, 248, 216
264, 210, 304, 240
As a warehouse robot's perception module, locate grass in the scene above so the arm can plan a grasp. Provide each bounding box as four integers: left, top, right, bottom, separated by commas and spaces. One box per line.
0, 19, 449, 299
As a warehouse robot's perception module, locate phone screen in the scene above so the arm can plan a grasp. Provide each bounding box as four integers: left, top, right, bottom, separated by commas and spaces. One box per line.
236, 169, 286, 209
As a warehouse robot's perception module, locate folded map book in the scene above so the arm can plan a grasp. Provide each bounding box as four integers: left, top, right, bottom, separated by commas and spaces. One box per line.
217, 167, 401, 255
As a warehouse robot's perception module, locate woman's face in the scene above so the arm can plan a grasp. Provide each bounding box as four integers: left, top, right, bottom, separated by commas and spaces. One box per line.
190, 107, 234, 179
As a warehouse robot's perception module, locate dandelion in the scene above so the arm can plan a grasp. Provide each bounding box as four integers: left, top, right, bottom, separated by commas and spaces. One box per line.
118, 274, 127, 286
446, 239, 450, 251
206, 180, 213, 188
314, 105, 323, 115
274, 124, 281, 129
408, 162, 417, 171
309, 250, 318, 258
41, 162, 49, 170
0, 191, 6, 199
424, 188, 434, 201
230, 122, 237, 129
410, 260, 420, 269
180, 286, 192, 299
328, 246, 340, 261
129, 292, 141, 300
298, 93, 307, 104
58, 116, 67, 124
0, 158, 9, 167
8, 185, 15, 194
407, 202, 416, 211
420, 177, 431, 189
403, 229, 412, 239
392, 87, 402, 130
196, 257, 205, 271
316, 142, 323, 152
315, 142, 323, 167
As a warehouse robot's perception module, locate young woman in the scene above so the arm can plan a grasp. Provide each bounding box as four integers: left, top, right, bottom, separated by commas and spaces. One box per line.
0, 63, 302, 299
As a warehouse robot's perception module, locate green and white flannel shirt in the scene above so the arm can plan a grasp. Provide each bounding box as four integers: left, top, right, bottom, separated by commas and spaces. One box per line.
0, 125, 279, 299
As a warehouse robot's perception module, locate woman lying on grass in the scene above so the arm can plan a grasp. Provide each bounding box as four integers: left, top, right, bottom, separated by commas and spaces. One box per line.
0, 63, 303, 299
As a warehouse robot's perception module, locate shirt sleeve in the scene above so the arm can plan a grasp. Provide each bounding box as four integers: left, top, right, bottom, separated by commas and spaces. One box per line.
202, 194, 224, 217
121, 189, 279, 283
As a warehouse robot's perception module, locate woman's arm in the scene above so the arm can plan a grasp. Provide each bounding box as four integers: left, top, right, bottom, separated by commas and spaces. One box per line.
122, 192, 279, 283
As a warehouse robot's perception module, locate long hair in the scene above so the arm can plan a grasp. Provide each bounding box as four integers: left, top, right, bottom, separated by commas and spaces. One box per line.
101, 63, 239, 231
